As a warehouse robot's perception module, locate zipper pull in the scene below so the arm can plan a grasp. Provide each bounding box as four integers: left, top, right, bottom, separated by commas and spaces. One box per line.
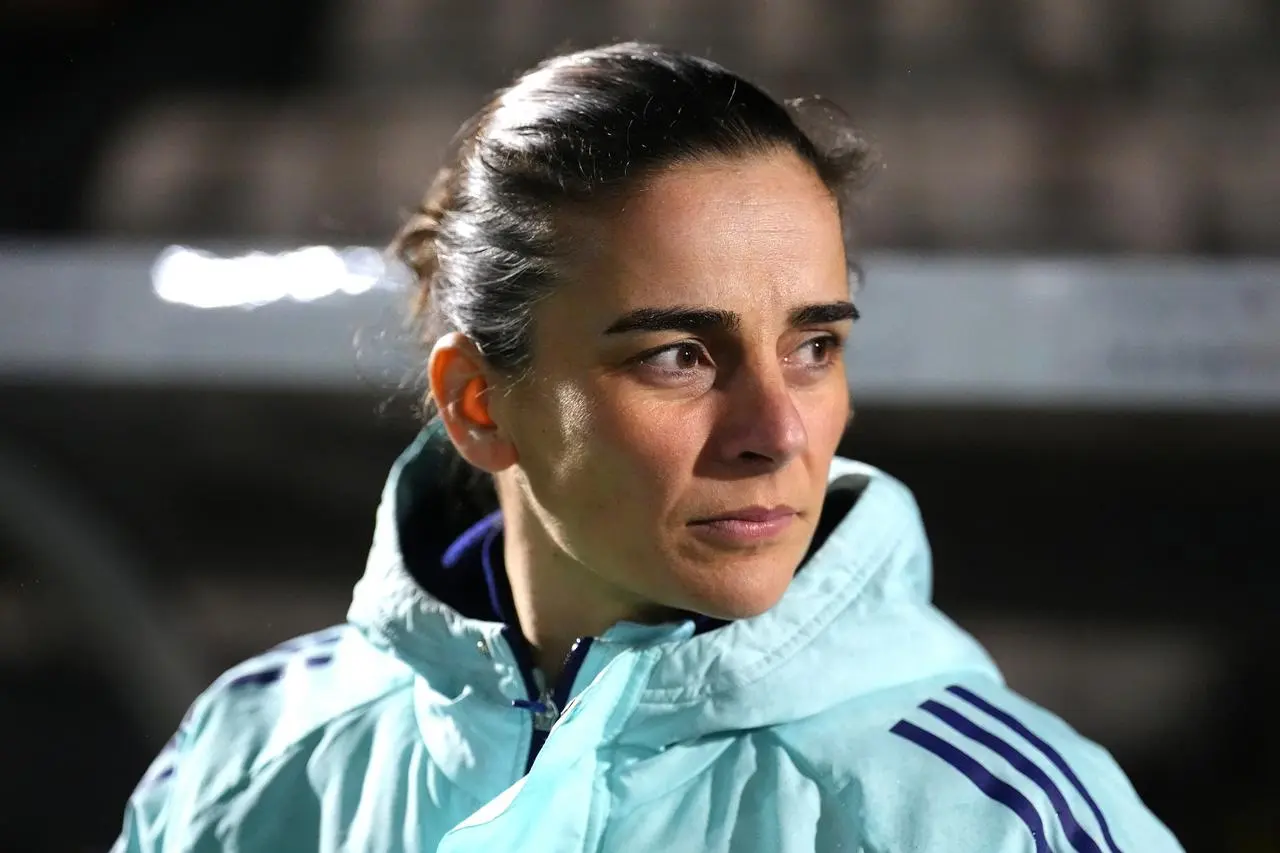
511, 668, 561, 732
530, 686, 560, 732
530, 668, 560, 731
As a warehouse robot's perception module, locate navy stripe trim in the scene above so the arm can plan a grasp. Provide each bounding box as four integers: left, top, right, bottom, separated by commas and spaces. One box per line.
227, 666, 283, 689
948, 685, 1122, 853
923, 700, 1102, 853
891, 720, 1053, 853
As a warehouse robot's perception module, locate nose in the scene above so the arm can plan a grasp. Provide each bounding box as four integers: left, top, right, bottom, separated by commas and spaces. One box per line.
713, 363, 807, 470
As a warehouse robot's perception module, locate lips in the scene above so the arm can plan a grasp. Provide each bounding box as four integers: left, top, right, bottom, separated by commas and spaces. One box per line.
687, 506, 799, 545
691, 505, 798, 524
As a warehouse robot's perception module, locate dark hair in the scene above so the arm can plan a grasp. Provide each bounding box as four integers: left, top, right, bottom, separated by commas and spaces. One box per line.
393, 41, 874, 404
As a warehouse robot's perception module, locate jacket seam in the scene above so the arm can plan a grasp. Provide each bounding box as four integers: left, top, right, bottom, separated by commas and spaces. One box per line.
183, 672, 413, 827
249, 677, 413, 778
764, 726, 846, 803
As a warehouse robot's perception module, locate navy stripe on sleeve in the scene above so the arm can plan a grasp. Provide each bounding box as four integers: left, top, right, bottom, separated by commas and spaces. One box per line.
228, 666, 284, 689
891, 720, 1053, 853
922, 699, 1102, 853
947, 686, 1121, 853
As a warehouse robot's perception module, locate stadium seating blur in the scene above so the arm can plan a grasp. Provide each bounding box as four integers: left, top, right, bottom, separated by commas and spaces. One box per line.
82, 0, 1279, 253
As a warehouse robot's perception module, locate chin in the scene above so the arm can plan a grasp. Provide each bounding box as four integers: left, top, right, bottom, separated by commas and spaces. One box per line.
699, 596, 784, 622
677, 556, 797, 622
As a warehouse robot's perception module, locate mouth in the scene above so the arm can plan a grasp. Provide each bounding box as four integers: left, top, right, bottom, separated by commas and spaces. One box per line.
688, 505, 799, 544
691, 505, 799, 524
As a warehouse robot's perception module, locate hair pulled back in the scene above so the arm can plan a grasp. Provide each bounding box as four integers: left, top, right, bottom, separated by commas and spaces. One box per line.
393, 41, 873, 410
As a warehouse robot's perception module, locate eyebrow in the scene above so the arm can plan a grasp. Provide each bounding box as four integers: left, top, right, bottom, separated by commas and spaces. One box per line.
603, 300, 859, 336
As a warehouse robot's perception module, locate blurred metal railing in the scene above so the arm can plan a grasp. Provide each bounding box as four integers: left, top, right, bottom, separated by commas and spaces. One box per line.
2, 242, 1278, 410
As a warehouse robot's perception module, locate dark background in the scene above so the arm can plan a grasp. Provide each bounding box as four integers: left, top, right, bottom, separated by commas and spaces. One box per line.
1, 2, 1277, 850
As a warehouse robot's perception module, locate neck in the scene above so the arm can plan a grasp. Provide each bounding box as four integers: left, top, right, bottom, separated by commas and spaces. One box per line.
498, 487, 679, 683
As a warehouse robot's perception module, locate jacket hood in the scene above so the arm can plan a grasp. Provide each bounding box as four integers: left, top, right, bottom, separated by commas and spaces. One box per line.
348, 427, 1000, 748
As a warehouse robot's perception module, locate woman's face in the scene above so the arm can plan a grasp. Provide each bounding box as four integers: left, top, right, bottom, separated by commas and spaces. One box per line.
498, 149, 853, 621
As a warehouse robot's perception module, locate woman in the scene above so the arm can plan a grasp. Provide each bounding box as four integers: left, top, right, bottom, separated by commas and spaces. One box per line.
113, 43, 1182, 852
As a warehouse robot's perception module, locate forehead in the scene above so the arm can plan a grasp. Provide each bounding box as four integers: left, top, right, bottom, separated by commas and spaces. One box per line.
560, 151, 848, 320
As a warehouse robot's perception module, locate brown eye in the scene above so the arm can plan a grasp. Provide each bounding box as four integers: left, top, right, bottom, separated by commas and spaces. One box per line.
672, 343, 702, 369
789, 334, 845, 369
808, 337, 835, 361
642, 341, 707, 373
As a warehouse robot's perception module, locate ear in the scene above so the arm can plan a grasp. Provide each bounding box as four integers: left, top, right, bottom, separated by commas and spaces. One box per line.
427, 332, 518, 474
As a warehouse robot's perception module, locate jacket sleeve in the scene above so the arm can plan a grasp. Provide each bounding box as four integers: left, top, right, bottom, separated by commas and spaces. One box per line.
840, 682, 1185, 852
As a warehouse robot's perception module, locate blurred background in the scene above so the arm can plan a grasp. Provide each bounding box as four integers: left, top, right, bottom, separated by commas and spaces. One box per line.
1, 0, 1277, 850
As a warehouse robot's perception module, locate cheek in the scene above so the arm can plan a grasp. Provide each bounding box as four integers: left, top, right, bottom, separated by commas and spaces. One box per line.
591, 395, 702, 498
545, 380, 594, 479
508, 377, 595, 483
547, 393, 698, 571
808, 387, 850, 452
518, 380, 691, 516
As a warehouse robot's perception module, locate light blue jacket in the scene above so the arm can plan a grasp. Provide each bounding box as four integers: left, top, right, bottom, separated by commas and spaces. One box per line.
113, 432, 1182, 852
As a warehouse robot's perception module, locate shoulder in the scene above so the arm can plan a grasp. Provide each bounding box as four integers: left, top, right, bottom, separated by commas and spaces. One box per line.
775, 677, 1183, 852
204, 625, 412, 726
144, 626, 416, 816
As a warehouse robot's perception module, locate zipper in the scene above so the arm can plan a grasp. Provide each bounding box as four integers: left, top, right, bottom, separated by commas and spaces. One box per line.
509, 632, 594, 773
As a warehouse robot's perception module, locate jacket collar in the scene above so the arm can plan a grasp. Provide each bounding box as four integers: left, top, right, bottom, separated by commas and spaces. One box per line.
347, 429, 1000, 743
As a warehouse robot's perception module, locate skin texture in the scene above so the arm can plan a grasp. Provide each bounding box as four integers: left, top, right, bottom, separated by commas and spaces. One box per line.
430, 149, 853, 679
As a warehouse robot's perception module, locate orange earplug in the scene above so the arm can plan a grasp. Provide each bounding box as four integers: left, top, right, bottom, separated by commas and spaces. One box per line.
460, 377, 494, 427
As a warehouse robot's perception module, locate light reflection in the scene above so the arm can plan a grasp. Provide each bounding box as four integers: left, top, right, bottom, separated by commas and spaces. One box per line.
151, 245, 399, 309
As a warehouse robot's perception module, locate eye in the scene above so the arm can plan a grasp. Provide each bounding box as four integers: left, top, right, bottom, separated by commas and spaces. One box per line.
640, 341, 709, 374
788, 334, 845, 369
